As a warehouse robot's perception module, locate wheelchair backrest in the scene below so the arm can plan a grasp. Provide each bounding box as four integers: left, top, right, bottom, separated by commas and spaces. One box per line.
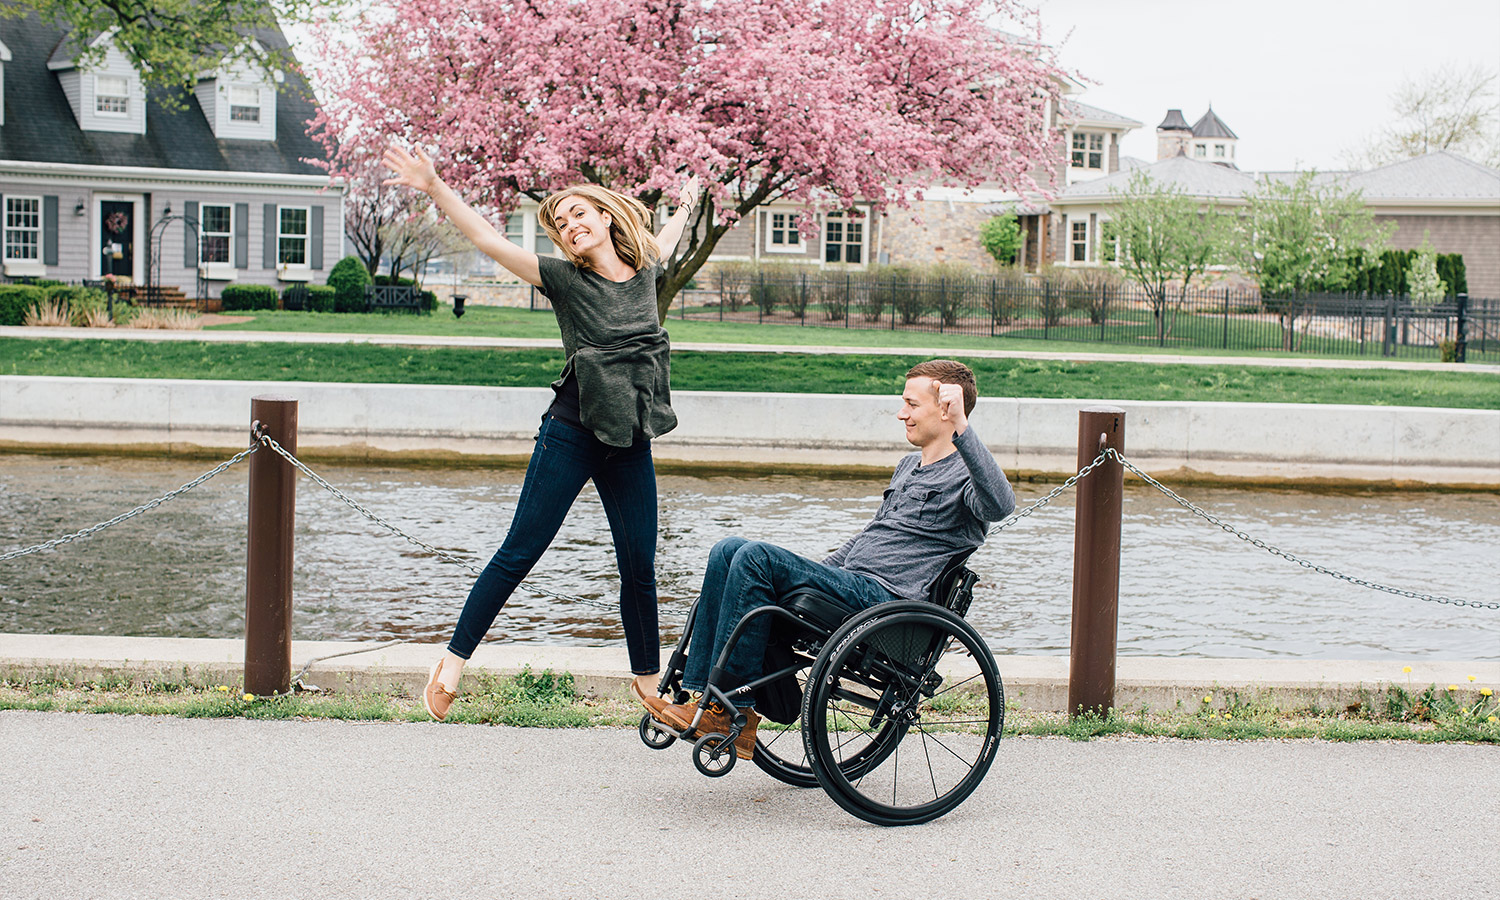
927, 549, 979, 618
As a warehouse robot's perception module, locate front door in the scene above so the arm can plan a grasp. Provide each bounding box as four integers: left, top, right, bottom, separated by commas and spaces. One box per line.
100, 200, 134, 280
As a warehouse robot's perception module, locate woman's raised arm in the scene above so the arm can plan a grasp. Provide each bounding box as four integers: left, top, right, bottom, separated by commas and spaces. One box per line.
653, 173, 702, 261
382, 145, 543, 288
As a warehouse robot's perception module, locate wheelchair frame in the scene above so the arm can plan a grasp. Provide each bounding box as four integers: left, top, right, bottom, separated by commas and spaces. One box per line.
637, 551, 1005, 827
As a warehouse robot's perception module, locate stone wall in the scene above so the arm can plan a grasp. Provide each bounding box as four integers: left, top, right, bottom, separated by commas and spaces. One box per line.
879, 200, 995, 269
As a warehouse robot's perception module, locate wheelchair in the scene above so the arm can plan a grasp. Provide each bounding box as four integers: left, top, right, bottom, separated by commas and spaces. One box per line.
637, 551, 1004, 827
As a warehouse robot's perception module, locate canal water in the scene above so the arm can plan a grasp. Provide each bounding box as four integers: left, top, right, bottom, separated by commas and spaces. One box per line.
2, 454, 1497, 659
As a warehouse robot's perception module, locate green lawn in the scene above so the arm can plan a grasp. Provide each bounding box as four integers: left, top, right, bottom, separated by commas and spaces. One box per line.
206, 305, 1500, 363
4, 338, 1497, 408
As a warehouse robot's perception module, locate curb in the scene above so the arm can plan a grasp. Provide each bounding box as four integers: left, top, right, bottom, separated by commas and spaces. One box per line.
3, 634, 1495, 715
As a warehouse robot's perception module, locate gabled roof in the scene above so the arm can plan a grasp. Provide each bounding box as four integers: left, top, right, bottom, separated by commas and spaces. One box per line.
1157, 109, 1190, 131
45, 28, 112, 71
1061, 99, 1142, 130
0, 38, 11, 63
0, 10, 326, 177
1343, 150, 1500, 202
1054, 154, 1255, 204
1191, 107, 1237, 140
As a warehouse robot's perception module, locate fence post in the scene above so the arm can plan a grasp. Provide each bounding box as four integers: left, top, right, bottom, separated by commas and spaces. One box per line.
758, 271, 764, 324
1069, 406, 1125, 719
1221, 289, 1229, 349
990, 279, 997, 338
1455, 293, 1469, 363
845, 274, 851, 328
245, 395, 298, 697
1383, 294, 1395, 357
800, 272, 807, 326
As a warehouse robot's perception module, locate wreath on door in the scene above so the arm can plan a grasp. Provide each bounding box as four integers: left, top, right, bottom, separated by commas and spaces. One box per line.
105, 211, 129, 235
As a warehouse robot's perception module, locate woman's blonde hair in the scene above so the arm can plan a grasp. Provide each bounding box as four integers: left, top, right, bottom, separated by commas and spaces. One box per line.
538, 184, 660, 273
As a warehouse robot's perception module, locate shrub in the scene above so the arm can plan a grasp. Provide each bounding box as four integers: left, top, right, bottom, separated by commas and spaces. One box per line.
979, 214, 1022, 266
748, 264, 800, 316
23, 298, 71, 326
305, 284, 336, 313
0, 285, 46, 326
132, 308, 203, 330
47, 286, 108, 325
712, 261, 754, 312
221, 284, 277, 311
327, 255, 372, 313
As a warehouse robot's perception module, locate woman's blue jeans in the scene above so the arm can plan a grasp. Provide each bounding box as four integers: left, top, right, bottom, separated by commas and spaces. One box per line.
682, 537, 898, 702
448, 413, 660, 675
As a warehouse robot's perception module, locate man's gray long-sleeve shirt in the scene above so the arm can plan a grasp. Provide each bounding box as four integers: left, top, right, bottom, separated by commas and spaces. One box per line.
823, 426, 1015, 602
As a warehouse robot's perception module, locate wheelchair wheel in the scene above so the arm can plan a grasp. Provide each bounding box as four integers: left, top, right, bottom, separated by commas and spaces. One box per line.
693, 733, 736, 777
803, 603, 1004, 827
638, 713, 676, 750
754, 662, 904, 789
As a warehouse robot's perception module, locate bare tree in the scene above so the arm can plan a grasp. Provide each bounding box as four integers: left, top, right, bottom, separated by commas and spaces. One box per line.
1350, 64, 1500, 167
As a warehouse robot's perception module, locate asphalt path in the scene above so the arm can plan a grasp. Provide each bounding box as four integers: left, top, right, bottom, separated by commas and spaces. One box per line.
1, 711, 1493, 899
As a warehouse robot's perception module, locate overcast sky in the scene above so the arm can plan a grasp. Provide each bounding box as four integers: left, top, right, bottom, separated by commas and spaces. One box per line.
292, 0, 1500, 174
1033, 0, 1500, 172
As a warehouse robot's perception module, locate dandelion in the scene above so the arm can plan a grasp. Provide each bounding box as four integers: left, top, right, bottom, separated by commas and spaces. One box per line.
1402, 666, 1412, 674
1202, 695, 1212, 704
1462, 708, 1470, 715
1483, 688, 1494, 697
1490, 716, 1498, 724
1224, 714, 1233, 721
217, 685, 229, 692
1469, 675, 1477, 682
1448, 685, 1458, 691
243, 693, 255, 701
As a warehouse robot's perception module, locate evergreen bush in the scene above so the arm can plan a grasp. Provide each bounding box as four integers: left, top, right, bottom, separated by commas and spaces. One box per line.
0, 285, 46, 325
221, 284, 277, 311
327, 256, 372, 313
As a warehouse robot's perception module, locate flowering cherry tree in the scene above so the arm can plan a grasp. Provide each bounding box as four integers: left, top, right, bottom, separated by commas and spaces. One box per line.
310, 0, 1061, 317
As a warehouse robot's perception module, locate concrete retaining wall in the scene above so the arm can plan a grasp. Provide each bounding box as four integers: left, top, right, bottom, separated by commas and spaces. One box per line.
2, 375, 1497, 485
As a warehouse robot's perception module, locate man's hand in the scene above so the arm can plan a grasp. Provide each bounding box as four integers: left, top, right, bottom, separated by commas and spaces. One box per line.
932, 379, 968, 436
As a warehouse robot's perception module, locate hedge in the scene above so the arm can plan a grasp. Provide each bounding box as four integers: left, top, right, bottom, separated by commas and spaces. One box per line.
327, 256, 372, 313
220, 284, 278, 311
0, 284, 46, 326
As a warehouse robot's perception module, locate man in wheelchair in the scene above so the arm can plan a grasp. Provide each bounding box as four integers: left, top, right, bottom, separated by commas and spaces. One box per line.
632, 359, 1015, 760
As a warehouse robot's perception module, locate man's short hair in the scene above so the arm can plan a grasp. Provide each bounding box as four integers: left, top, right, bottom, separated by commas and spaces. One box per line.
906, 359, 977, 415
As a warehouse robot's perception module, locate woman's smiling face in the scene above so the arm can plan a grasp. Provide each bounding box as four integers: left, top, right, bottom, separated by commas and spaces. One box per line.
553, 195, 612, 257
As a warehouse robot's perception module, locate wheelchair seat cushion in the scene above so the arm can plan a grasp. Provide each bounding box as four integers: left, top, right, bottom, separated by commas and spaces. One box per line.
782, 587, 859, 632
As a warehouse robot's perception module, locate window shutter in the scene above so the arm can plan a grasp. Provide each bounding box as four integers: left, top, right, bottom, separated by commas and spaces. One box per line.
184, 201, 199, 268
263, 203, 276, 268
310, 205, 324, 269
42, 196, 59, 266
234, 203, 248, 269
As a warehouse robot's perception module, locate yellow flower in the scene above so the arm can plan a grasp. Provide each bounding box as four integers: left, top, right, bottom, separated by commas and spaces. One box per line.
1202, 695, 1212, 703
1469, 675, 1477, 682
1448, 684, 1458, 691
1224, 714, 1233, 721
243, 693, 255, 701
1483, 688, 1494, 697
1402, 666, 1412, 674
1489, 716, 1497, 724
217, 685, 229, 692
1462, 708, 1470, 715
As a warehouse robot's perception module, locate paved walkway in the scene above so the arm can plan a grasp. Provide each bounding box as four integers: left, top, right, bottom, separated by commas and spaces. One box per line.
5, 324, 1497, 374
1, 711, 1493, 899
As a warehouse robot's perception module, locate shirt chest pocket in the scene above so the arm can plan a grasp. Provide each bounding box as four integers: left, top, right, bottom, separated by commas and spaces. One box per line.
898, 487, 940, 523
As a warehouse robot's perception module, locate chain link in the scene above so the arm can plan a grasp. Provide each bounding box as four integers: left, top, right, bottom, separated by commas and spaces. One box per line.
255, 433, 640, 613
1107, 449, 1500, 611
0, 443, 262, 563
988, 447, 1115, 536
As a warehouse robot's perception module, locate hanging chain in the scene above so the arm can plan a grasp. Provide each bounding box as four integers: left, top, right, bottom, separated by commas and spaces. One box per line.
0, 443, 261, 562
255, 433, 636, 612
1107, 450, 1499, 611
988, 447, 1115, 536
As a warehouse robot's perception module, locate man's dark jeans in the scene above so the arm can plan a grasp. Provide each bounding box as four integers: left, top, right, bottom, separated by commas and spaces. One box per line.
682, 536, 898, 702
449, 413, 660, 674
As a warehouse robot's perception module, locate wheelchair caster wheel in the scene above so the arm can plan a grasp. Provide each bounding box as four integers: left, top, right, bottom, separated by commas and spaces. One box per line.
692, 733, 736, 777
639, 713, 676, 750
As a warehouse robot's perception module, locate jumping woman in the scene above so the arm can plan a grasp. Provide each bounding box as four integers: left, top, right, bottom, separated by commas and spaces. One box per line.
381, 145, 699, 720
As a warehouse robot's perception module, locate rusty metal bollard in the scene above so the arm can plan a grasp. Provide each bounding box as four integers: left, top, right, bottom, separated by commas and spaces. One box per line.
1069, 406, 1125, 718
244, 395, 298, 696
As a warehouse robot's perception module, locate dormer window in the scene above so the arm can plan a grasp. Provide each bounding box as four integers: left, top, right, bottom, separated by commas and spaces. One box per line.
1071, 132, 1105, 170
95, 75, 130, 115
229, 85, 261, 122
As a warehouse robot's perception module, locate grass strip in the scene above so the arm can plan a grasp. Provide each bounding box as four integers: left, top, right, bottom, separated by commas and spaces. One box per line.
3, 338, 1496, 408
3, 674, 1496, 743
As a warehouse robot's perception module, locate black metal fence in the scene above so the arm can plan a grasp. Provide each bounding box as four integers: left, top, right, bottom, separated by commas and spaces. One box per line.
549, 272, 1498, 363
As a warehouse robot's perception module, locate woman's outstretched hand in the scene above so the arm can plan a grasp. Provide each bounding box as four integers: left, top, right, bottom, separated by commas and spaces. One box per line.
381, 145, 440, 194
677, 173, 702, 211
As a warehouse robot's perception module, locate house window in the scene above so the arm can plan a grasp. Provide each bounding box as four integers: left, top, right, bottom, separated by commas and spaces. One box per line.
229, 86, 261, 123
199, 204, 232, 264
277, 206, 308, 266
824, 210, 864, 264
1194, 143, 1207, 158
1070, 220, 1088, 263
1214, 144, 1226, 158
766, 211, 802, 252
503, 213, 522, 245
95, 75, 129, 115
3, 196, 41, 262
1071, 132, 1105, 170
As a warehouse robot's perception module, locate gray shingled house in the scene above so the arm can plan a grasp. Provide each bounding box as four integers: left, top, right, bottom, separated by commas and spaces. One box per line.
0, 9, 342, 303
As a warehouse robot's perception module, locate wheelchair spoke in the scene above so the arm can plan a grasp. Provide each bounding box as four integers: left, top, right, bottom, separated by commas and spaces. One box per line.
911, 724, 978, 768
929, 670, 984, 700
921, 728, 939, 803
